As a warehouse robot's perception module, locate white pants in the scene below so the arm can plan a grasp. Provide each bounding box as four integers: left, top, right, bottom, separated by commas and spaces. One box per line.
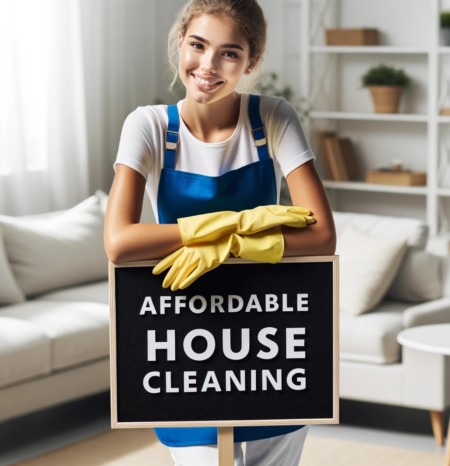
169, 425, 310, 466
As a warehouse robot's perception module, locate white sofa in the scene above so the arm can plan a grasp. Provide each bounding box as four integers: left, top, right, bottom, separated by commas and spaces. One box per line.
0, 190, 449, 443
333, 214, 450, 406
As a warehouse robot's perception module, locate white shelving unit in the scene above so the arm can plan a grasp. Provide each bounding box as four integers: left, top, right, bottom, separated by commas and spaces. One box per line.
322, 180, 428, 195
309, 111, 429, 122
300, 0, 447, 236
310, 46, 429, 54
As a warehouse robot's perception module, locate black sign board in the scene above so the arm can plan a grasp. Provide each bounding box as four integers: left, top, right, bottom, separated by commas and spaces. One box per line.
109, 256, 339, 428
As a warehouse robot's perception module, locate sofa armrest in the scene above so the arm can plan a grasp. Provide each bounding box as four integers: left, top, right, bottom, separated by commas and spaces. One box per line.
402, 297, 450, 328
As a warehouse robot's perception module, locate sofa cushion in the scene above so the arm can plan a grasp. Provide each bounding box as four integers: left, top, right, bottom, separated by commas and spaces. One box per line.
337, 225, 408, 316
34, 279, 109, 305
95, 189, 108, 215
0, 194, 108, 297
0, 300, 109, 371
386, 249, 442, 302
0, 316, 51, 388
441, 256, 450, 298
332, 211, 428, 249
0, 227, 25, 306
340, 299, 409, 364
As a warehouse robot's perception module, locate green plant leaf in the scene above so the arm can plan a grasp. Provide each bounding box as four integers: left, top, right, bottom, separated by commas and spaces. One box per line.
441, 11, 450, 28
361, 63, 412, 88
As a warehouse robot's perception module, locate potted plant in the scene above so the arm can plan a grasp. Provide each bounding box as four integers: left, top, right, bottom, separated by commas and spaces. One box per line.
361, 63, 412, 114
259, 72, 311, 118
441, 11, 450, 46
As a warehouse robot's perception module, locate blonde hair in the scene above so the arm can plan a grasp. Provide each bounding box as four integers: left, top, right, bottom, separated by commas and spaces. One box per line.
165, 0, 268, 96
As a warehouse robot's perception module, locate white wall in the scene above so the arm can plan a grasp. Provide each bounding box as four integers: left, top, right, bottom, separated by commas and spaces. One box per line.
80, 0, 157, 195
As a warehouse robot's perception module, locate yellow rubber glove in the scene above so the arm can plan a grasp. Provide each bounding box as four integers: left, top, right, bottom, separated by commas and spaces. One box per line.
152, 228, 284, 291
178, 205, 315, 246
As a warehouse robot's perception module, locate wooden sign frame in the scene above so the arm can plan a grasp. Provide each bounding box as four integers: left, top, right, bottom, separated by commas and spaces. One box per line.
109, 255, 339, 429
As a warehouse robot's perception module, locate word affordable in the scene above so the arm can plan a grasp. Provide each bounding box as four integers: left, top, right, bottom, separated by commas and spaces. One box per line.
139, 293, 309, 315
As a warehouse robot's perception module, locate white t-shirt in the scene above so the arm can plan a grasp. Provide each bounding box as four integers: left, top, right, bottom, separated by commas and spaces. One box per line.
113, 92, 316, 223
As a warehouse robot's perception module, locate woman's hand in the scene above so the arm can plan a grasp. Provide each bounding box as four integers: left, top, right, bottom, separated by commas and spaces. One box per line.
178, 205, 315, 246
152, 228, 285, 291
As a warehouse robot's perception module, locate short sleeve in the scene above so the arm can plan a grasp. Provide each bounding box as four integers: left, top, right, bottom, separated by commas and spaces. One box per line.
270, 98, 316, 178
113, 108, 154, 180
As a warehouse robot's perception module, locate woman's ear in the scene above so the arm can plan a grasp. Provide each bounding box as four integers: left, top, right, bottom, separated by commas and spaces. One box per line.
252, 54, 261, 69
246, 54, 260, 74
178, 32, 183, 50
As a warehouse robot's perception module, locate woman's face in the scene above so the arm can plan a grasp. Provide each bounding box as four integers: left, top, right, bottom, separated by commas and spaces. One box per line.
178, 15, 258, 102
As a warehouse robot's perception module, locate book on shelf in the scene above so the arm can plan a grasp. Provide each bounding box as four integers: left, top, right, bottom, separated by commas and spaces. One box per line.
339, 138, 359, 180
365, 170, 426, 186
325, 28, 379, 46
315, 132, 360, 182
315, 131, 335, 180
324, 137, 349, 181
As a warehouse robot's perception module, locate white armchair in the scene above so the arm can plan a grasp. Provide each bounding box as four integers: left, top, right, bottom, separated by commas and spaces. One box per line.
333, 211, 450, 446
403, 296, 450, 328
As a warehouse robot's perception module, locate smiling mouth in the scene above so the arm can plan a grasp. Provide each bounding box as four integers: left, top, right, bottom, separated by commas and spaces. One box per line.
191, 73, 224, 89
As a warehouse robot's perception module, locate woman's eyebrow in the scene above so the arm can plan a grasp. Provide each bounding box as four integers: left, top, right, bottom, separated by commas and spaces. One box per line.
188, 34, 244, 51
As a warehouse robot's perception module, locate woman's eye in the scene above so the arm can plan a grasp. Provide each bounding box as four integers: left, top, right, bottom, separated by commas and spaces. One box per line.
224, 51, 239, 59
190, 43, 238, 59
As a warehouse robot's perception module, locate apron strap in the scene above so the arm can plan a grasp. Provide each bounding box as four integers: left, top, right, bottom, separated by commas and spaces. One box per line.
164, 104, 180, 169
164, 94, 269, 169
248, 94, 270, 161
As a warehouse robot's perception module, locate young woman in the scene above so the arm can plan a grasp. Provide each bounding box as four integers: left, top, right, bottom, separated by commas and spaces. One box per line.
105, 0, 336, 464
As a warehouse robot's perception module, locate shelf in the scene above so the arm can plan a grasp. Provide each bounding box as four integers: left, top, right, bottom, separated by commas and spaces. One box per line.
322, 180, 427, 195
309, 111, 428, 122
309, 46, 429, 54
438, 116, 450, 123
438, 188, 450, 197
439, 47, 450, 54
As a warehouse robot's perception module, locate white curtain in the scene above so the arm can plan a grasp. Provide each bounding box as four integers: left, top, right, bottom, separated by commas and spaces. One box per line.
0, 0, 89, 215
78, 0, 158, 201
0, 0, 296, 217
0, 0, 160, 216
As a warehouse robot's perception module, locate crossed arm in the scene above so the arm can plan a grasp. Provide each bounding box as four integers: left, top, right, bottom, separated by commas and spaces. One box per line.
104, 159, 336, 264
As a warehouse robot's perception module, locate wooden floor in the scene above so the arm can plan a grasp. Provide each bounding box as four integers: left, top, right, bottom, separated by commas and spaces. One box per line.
0, 392, 447, 466
11, 428, 446, 466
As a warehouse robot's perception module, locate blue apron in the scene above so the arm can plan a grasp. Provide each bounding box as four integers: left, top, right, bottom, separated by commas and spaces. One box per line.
155, 93, 305, 447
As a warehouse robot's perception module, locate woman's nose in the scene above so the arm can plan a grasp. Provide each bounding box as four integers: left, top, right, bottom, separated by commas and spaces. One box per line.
201, 68, 217, 76
201, 65, 217, 74
201, 54, 218, 74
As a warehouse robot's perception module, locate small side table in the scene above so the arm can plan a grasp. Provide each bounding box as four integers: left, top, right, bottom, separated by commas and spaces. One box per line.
397, 324, 450, 465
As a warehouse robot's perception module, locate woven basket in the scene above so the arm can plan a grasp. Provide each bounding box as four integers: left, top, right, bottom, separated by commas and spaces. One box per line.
367, 86, 403, 113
